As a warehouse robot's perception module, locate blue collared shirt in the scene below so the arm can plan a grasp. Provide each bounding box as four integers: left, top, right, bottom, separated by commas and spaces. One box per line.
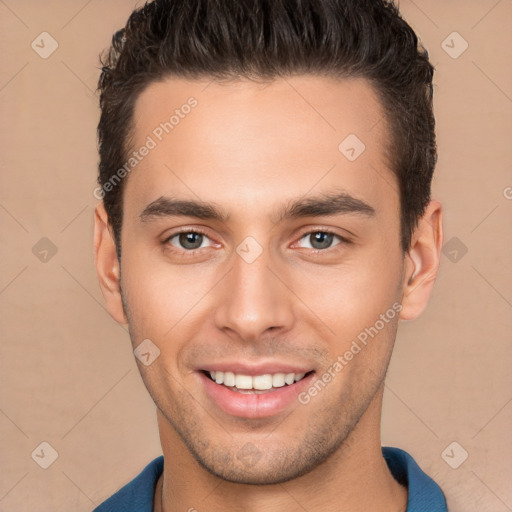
93, 446, 447, 511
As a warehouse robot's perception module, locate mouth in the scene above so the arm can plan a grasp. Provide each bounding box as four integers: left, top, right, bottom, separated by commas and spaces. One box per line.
198, 368, 315, 418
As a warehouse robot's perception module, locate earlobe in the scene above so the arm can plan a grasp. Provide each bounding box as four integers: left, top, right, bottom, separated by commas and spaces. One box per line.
94, 203, 128, 325
400, 200, 443, 321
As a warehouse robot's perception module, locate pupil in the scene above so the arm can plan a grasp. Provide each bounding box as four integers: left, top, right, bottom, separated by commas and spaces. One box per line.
311, 232, 332, 250
180, 232, 203, 249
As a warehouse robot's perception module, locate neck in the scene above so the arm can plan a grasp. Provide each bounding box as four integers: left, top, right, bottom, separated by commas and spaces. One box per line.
154, 389, 407, 512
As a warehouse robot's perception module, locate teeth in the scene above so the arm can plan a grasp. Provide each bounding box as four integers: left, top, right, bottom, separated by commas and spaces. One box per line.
272, 373, 286, 388
235, 374, 253, 389
253, 374, 273, 390
284, 373, 295, 385
208, 370, 308, 390
223, 371, 235, 387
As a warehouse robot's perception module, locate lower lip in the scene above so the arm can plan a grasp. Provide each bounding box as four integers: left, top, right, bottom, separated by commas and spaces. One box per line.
199, 372, 314, 419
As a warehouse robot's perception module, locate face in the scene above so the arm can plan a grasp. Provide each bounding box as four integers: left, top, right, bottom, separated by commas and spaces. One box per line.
104, 75, 410, 484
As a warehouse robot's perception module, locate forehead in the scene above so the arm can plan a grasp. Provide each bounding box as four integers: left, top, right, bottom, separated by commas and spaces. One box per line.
125, 75, 396, 221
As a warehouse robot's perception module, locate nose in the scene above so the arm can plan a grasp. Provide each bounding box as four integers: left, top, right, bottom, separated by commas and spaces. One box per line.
214, 245, 295, 343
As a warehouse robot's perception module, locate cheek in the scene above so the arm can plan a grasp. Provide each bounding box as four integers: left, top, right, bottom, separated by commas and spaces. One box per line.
292, 251, 402, 343
303, 276, 400, 400
120, 248, 218, 340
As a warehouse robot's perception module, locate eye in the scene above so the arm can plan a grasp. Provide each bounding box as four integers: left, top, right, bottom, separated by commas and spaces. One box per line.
296, 231, 345, 251
166, 230, 213, 251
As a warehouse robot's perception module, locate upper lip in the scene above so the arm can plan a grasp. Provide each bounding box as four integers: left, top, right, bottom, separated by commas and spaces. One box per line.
197, 361, 314, 376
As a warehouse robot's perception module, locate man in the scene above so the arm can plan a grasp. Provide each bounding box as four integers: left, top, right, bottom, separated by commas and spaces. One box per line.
93, 0, 446, 510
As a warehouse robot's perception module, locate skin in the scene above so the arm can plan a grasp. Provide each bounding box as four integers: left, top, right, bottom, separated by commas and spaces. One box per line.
94, 75, 442, 512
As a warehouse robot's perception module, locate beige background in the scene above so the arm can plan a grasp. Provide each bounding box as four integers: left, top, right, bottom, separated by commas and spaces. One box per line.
0, 1, 511, 511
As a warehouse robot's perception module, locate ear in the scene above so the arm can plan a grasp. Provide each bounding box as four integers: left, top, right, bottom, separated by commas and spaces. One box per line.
93, 203, 128, 325
400, 200, 443, 321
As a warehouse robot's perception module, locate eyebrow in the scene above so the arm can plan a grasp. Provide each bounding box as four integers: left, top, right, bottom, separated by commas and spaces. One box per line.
139, 191, 376, 224
276, 191, 376, 222
140, 197, 229, 223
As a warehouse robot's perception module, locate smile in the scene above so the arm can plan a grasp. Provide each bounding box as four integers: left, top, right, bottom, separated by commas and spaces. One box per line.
199, 369, 315, 418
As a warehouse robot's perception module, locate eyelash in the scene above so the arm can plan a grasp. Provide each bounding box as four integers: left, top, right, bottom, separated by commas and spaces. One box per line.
163, 228, 351, 254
